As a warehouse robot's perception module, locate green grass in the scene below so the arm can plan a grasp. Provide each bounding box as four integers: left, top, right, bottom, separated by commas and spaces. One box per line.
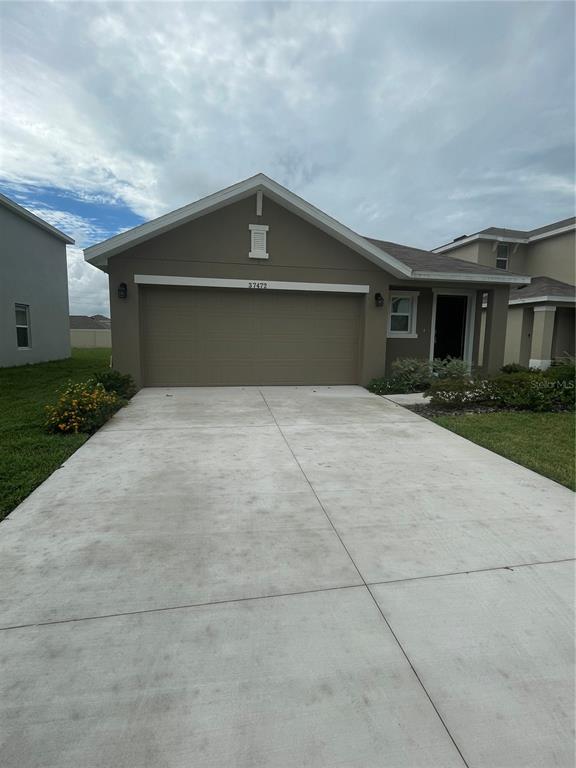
0, 349, 112, 521
431, 411, 576, 491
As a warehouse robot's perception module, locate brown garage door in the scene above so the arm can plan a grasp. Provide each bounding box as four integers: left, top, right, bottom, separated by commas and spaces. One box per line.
140, 286, 362, 386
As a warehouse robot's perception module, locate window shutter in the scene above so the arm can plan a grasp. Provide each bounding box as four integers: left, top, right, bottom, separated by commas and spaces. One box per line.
249, 224, 269, 259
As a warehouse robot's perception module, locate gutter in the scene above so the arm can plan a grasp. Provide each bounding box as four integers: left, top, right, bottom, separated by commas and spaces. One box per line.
509, 294, 576, 306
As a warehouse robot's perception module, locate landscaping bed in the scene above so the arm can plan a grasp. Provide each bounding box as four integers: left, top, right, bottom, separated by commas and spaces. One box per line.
0, 348, 126, 522
370, 356, 575, 490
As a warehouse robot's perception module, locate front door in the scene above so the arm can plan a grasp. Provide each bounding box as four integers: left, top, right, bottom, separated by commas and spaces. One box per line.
433, 294, 468, 360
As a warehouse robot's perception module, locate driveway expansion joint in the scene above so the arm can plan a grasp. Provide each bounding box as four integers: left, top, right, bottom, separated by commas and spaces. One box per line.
367, 556, 576, 587
257, 387, 472, 768
0, 583, 366, 633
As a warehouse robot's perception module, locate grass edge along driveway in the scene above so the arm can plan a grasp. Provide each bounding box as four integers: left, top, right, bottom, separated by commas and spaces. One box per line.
0, 348, 112, 522
431, 411, 575, 491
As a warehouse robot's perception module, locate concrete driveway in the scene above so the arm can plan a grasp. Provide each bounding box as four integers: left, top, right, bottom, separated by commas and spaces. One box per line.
1, 386, 574, 767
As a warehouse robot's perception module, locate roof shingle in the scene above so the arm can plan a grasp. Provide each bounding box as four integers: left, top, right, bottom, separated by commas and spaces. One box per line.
366, 238, 529, 279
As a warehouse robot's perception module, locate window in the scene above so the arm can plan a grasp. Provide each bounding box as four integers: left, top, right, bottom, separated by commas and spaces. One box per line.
15, 303, 31, 348
496, 243, 509, 270
249, 224, 269, 259
388, 292, 418, 338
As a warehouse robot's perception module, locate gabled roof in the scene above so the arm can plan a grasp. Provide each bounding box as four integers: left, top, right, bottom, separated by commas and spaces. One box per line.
509, 276, 576, 306
433, 216, 576, 253
85, 174, 410, 278
85, 173, 529, 284
0, 192, 74, 244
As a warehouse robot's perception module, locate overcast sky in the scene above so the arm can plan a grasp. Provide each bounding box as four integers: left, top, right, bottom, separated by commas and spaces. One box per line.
1, 1, 574, 315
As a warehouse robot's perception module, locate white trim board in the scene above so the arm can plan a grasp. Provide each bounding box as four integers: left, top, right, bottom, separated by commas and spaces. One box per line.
509, 295, 575, 306
428, 289, 476, 365
134, 274, 370, 294
411, 270, 530, 285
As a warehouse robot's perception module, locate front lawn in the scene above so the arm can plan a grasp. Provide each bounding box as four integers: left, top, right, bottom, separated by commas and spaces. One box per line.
0, 349, 112, 522
431, 411, 575, 491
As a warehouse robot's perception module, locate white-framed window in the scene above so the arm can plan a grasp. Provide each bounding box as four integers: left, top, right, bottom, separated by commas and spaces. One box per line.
496, 243, 509, 270
388, 292, 419, 338
249, 224, 269, 259
15, 303, 31, 349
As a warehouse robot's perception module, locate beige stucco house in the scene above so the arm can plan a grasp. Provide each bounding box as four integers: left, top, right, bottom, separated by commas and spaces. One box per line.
84, 174, 530, 388
434, 218, 575, 369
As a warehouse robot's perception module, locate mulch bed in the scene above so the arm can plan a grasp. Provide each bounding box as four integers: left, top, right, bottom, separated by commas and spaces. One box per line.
406, 403, 572, 418
406, 403, 512, 418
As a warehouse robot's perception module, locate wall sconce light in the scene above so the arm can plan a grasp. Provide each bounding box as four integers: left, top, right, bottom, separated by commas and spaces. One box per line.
374, 292, 384, 308
118, 282, 128, 300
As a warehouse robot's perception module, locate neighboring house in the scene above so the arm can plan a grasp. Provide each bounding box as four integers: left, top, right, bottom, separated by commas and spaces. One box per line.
433, 218, 575, 369
0, 193, 74, 368
69, 315, 112, 348
84, 174, 530, 388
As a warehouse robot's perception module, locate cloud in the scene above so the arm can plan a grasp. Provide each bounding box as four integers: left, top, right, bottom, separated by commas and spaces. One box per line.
0, 1, 574, 313
66, 247, 110, 317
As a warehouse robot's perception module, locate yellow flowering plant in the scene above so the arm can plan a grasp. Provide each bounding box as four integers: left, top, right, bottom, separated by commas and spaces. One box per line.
45, 381, 120, 435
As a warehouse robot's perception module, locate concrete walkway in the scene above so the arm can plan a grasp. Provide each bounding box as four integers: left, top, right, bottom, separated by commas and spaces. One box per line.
1, 386, 574, 767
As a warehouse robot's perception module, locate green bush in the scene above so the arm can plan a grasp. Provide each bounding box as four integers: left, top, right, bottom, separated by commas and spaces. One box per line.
367, 376, 409, 395
488, 372, 550, 411
390, 358, 432, 391
427, 379, 489, 409
426, 358, 575, 412
92, 369, 136, 400
432, 357, 470, 380
46, 381, 121, 434
543, 361, 575, 408
500, 363, 531, 374
490, 370, 574, 411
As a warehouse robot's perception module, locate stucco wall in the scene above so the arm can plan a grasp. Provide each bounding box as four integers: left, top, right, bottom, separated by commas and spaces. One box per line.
526, 231, 575, 285
70, 329, 112, 348
385, 288, 433, 373
504, 306, 530, 366
0, 205, 70, 367
552, 308, 575, 359
448, 240, 529, 274
107, 195, 391, 386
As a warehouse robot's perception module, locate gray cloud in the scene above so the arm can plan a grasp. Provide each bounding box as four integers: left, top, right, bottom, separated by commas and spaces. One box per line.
1, 1, 574, 313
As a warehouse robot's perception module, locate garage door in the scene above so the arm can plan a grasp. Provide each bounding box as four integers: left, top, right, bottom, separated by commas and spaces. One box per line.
140, 286, 362, 386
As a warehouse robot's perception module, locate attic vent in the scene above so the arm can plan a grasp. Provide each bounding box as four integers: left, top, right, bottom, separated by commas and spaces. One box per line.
249, 224, 269, 259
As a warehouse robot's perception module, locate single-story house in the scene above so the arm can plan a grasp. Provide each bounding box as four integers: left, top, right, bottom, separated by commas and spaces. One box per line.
433, 217, 575, 369
84, 174, 531, 388
0, 193, 73, 368
69, 315, 112, 348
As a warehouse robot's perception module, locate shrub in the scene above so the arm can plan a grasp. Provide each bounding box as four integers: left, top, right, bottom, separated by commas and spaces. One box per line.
367, 376, 409, 395
46, 381, 121, 434
500, 363, 531, 374
93, 369, 136, 400
389, 358, 432, 391
543, 361, 575, 408
427, 379, 489, 409
432, 357, 471, 380
489, 371, 574, 411
488, 372, 550, 411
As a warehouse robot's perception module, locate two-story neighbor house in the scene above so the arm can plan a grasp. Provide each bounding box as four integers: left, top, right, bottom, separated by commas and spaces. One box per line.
84, 174, 530, 388
434, 217, 575, 369
0, 193, 74, 367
